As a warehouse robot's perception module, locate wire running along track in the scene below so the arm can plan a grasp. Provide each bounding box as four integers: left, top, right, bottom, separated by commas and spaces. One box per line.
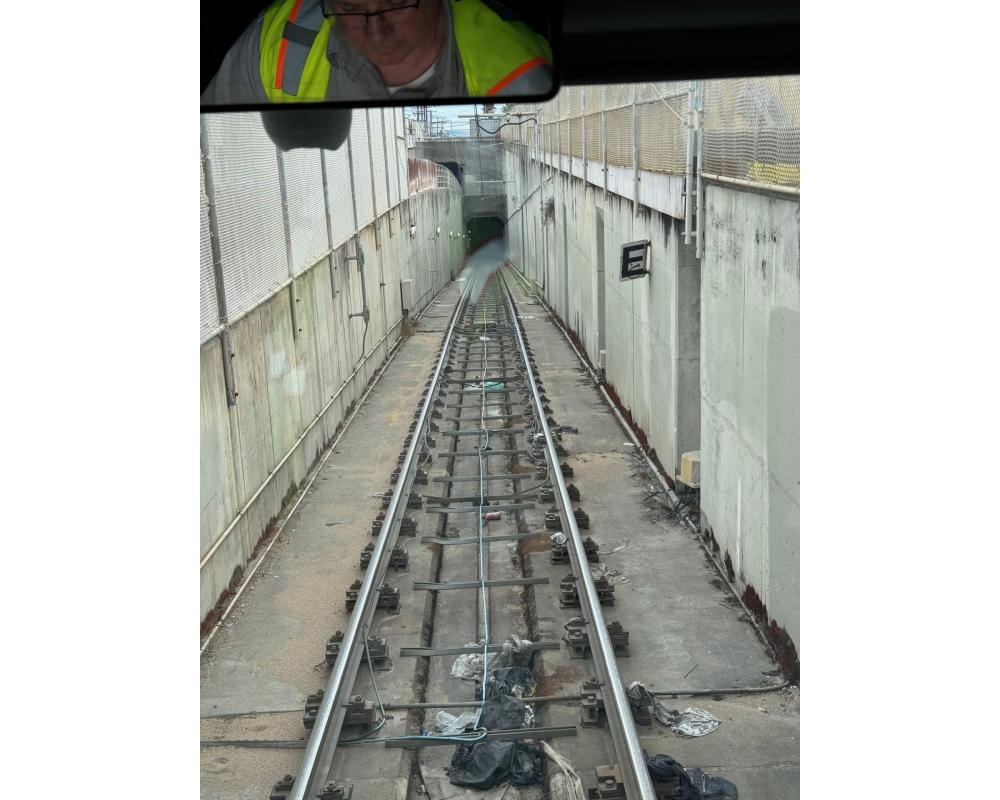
289, 264, 656, 800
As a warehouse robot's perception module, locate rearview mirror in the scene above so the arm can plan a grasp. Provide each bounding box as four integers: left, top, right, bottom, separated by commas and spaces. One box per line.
201, 0, 560, 112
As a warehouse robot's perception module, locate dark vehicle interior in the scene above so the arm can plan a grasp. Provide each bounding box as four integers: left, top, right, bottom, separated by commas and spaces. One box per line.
201, 1, 799, 104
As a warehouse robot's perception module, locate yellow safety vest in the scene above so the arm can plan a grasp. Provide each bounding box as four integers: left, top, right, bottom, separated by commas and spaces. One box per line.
260, 0, 552, 102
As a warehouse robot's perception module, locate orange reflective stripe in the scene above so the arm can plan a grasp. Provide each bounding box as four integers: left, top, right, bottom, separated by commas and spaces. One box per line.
275, 0, 304, 89
485, 56, 548, 96
274, 38, 289, 89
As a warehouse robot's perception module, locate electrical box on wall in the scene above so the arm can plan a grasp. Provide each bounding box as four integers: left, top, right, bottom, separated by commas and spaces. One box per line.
400, 279, 414, 313
620, 240, 650, 281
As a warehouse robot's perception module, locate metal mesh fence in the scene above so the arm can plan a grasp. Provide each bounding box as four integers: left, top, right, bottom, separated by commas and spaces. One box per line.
369, 109, 389, 215
605, 84, 634, 168
283, 148, 330, 275
203, 113, 288, 323
637, 82, 689, 174
606, 106, 633, 167
325, 146, 356, 249
569, 117, 583, 159
395, 119, 409, 205
504, 77, 799, 188
702, 76, 800, 186
383, 110, 400, 208
200, 108, 426, 344
584, 109, 601, 162
350, 116, 376, 230
436, 164, 462, 193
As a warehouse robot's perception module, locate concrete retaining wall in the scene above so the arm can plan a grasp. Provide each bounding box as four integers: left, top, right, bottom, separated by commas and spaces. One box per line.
503, 152, 701, 477
503, 153, 800, 672
700, 184, 800, 671
200, 188, 465, 623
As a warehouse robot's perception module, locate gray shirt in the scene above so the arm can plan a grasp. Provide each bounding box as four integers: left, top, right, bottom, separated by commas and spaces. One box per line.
202, 0, 551, 105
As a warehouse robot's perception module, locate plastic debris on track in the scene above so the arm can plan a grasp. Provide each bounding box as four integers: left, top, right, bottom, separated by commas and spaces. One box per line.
448, 741, 542, 789
653, 705, 722, 737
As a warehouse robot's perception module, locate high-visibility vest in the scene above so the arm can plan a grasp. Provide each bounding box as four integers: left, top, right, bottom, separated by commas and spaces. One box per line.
260, 0, 552, 102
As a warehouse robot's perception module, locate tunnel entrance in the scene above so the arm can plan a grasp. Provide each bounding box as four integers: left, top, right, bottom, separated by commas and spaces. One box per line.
439, 161, 464, 188
466, 216, 505, 254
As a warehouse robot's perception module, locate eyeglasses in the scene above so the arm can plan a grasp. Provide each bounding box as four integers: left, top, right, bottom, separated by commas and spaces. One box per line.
324, 0, 421, 22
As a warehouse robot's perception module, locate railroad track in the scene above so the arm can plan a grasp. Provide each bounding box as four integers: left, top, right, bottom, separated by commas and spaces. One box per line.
282, 263, 657, 800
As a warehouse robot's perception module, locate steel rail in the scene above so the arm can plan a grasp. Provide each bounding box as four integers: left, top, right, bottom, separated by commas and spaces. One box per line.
500, 275, 657, 800
289, 278, 474, 800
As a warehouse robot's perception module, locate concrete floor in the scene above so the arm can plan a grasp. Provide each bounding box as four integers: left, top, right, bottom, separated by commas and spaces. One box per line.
200, 248, 799, 800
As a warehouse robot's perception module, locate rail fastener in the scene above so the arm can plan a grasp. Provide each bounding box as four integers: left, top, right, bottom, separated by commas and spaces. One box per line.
551, 535, 600, 565
346, 580, 399, 612
563, 619, 630, 659
360, 542, 408, 571
270, 774, 295, 800
371, 514, 417, 537
326, 630, 390, 669
559, 573, 615, 608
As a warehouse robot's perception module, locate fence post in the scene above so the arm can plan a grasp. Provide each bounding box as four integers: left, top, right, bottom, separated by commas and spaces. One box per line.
602, 85, 608, 197
568, 92, 574, 179
684, 81, 695, 245
275, 148, 301, 339
364, 109, 389, 361
320, 149, 340, 303
632, 86, 640, 216
581, 86, 587, 188
199, 118, 238, 407
380, 107, 393, 235
364, 109, 380, 243
393, 109, 406, 208
695, 80, 705, 259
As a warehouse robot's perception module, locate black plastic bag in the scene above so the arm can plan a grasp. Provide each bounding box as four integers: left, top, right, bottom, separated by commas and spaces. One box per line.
686, 767, 739, 799
479, 694, 529, 730
646, 754, 701, 800
449, 741, 542, 789
508, 743, 543, 785
489, 666, 535, 698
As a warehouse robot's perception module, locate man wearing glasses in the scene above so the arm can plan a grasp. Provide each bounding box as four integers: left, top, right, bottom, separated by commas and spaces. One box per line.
202, 0, 553, 104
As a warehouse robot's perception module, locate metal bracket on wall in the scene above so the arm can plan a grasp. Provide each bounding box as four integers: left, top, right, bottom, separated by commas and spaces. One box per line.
346, 235, 370, 325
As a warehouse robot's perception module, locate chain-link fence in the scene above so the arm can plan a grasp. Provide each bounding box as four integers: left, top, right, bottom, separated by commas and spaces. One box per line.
436, 164, 462, 193
502, 76, 800, 188
702, 76, 799, 187
199, 108, 412, 344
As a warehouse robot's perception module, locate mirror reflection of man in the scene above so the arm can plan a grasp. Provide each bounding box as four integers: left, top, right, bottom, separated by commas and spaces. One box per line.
202, 0, 553, 104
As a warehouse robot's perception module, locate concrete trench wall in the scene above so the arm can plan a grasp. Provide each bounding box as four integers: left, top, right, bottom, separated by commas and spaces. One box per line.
200, 188, 465, 624
699, 184, 800, 674
503, 151, 800, 673
503, 151, 702, 476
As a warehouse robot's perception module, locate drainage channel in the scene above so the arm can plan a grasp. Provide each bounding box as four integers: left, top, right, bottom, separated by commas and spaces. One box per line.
276, 264, 654, 800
